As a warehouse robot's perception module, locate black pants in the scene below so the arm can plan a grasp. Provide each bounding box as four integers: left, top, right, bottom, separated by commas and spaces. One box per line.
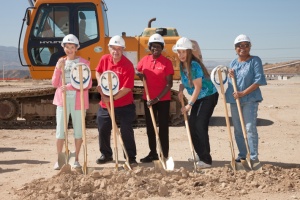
144, 100, 170, 158
97, 104, 137, 160
189, 92, 219, 165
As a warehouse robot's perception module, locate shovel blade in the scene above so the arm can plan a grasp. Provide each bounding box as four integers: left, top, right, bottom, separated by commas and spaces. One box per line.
68, 151, 76, 166
235, 162, 246, 171
58, 152, 66, 168
241, 160, 252, 171
166, 157, 174, 171
122, 162, 133, 171
251, 159, 263, 172
153, 160, 164, 172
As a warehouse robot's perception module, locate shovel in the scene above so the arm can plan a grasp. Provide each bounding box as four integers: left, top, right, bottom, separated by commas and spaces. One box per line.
78, 64, 94, 175
179, 95, 197, 172
107, 72, 119, 170
105, 102, 132, 170
216, 68, 240, 171
231, 76, 252, 170
58, 65, 74, 170
143, 79, 174, 171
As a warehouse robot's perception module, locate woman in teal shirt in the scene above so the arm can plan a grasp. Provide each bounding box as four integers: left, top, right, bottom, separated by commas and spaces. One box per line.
174, 37, 219, 168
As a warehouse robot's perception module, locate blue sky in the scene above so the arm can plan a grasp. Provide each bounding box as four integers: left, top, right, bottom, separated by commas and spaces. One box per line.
1, 0, 300, 64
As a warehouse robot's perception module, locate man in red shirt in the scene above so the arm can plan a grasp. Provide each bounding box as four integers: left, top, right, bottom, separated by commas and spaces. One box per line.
95, 35, 137, 166
137, 33, 174, 163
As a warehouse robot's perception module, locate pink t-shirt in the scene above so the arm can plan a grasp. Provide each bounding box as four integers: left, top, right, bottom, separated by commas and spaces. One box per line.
137, 54, 174, 101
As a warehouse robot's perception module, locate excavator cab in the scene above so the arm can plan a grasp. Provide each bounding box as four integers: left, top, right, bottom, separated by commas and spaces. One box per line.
19, 0, 107, 79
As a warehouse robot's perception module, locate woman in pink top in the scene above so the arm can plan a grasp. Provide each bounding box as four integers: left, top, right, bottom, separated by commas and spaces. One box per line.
51, 34, 92, 170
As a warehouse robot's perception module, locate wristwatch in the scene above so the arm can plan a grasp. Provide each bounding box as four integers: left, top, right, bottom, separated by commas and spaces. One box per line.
188, 101, 194, 106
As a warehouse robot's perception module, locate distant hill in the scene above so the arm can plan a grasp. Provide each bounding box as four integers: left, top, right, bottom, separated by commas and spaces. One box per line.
263, 60, 300, 75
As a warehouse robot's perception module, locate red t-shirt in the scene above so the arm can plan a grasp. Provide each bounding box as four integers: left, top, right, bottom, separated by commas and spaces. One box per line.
96, 54, 134, 108
137, 55, 174, 101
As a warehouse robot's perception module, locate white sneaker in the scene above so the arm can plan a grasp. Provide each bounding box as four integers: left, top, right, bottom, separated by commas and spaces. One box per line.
73, 161, 81, 168
188, 154, 200, 162
53, 162, 60, 170
196, 161, 211, 169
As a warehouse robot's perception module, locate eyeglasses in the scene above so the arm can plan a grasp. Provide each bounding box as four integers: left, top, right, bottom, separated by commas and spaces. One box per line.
235, 43, 251, 48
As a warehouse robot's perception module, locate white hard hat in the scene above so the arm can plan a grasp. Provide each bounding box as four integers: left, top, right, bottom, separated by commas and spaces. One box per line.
148, 33, 165, 46
172, 37, 193, 52
61, 34, 80, 48
234, 34, 251, 45
70, 63, 91, 90
108, 35, 126, 48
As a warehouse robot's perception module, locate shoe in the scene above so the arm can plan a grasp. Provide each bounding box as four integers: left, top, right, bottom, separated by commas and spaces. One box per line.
235, 157, 246, 163
53, 162, 60, 170
96, 154, 113, 164
129, 159, 138, 168
73, 161, 81, 168
196, 161, 212, 169
140, 154, 159, 163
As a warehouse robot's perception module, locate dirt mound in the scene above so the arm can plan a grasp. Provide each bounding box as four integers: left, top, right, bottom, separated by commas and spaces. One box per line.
14, 165, 300, 200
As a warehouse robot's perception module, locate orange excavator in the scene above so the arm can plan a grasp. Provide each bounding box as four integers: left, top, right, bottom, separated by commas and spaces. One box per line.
0, 0, 202, 128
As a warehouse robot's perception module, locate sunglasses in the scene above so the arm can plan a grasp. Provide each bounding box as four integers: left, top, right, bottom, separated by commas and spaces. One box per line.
235, 43, 251, 48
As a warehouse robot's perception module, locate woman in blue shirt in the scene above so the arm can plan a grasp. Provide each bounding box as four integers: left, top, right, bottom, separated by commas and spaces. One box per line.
225, 34, 267, 165
174, 37, 219, 168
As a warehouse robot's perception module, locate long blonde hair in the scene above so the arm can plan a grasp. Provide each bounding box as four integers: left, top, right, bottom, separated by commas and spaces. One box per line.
181, 49, 210, 87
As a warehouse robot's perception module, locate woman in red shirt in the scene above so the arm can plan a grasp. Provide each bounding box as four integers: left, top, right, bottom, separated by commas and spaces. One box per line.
137, 33, 174, 162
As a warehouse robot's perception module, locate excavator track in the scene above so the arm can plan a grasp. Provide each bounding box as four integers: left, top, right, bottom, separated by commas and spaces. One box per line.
0, 83, 186, 129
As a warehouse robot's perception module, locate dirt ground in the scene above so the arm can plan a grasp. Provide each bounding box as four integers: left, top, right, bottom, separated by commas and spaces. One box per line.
0, 77, 300, 200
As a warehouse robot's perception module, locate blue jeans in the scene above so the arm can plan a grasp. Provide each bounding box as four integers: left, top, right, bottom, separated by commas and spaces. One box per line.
230, 102, 259, 160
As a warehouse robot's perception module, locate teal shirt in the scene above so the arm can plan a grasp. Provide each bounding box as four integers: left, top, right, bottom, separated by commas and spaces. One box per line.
180, 61, 217, 99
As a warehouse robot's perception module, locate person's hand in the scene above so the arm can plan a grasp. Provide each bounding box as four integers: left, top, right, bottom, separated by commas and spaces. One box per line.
60, 85, 67, 92
232, 91, 245, 99
228, 69, 235, 78
101, 94, 110, 103
181, 104, 192, 113
57, 58, 65, 70
146, 98, 159, 107
96, 85, 104, 95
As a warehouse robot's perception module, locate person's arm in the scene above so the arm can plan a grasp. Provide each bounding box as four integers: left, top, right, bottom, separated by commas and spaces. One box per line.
182, 78, 202, 112
178, 83, 185, 101
147, 74, 173, 106
229, 69, 260, 99
233, 83, 260, 99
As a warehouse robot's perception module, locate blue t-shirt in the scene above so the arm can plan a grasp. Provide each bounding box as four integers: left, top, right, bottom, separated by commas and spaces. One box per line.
225, 56, 267, 104
180, 61, 217, 99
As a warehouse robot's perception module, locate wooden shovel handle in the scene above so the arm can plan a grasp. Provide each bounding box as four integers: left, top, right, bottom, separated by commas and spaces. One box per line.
231, 76, 251, 156
108, 72, 118, 169
143, 79, 166, 170
79, 64, 88, 174
217, 69, 236, 170
61, 67, 69, 158
179, 95, 197, 171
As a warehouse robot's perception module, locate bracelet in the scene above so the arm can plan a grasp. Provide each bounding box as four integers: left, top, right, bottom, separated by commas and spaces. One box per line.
188, 101, 194, 106
156, 97, 160, 101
